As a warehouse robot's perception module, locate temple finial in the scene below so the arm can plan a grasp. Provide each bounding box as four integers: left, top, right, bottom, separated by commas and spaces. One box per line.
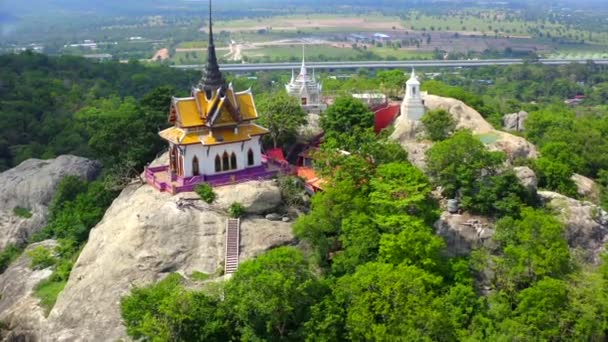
199, 0, 225, 91
300, 44, 307, 76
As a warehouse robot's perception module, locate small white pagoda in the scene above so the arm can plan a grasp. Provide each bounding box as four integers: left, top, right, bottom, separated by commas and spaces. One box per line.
401, 69, 425, 121
285, 47, 325, 113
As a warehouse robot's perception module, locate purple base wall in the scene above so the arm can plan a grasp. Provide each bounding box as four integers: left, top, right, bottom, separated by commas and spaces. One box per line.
145, 162, 288, 194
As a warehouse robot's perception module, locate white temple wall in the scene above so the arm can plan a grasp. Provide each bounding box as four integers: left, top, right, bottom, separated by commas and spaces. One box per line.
181, 137, 262, 177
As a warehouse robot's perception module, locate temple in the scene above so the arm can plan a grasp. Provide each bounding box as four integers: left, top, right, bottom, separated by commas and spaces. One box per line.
146, 1, 278, 193
400, 69, 425, 121
285, 46, 325, 113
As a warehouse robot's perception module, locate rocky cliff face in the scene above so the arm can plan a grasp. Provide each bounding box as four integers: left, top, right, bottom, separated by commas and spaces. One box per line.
0, 240, 57, 341
391, 94, 538, 168
0, 177, 294, 341
0, 156, 101, 250
538, 191, 608, 264
436, 191, 608, 264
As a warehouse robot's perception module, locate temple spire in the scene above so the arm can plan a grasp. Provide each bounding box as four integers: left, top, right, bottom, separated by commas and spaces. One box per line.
299, 44, 307, 76
199, 0, 225, 91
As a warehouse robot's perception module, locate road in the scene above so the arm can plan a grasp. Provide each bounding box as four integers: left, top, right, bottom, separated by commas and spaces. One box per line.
172, 58, 608, 72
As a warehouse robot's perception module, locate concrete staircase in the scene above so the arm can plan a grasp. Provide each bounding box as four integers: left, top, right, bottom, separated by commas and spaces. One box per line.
224, 218, 241, 275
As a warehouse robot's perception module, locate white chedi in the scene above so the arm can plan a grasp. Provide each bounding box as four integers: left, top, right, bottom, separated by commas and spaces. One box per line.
400, 69, 426, 121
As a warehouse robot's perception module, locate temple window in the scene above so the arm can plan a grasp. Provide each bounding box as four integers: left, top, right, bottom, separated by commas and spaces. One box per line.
230, 152, 237, 170
215, 155, 221, 172
222, 152, 230, 171
247, 148, 254, 166
192, 156, 200, 176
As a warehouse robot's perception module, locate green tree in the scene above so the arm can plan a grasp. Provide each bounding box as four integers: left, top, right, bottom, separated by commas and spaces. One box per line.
121, 273, 229, 341
256, 92, 308, 148
225, 247, 326, 340
491, 208, 572, 290
420, 109, 456, 141
320, 96, 374, 140
310, 263, 455, 341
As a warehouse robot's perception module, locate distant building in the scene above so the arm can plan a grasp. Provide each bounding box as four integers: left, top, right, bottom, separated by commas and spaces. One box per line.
400, 69, 426, 121
352, 93, 387, 107
285, 47, 326, 113
83, 54, 113, 62
373, 33, 390, 39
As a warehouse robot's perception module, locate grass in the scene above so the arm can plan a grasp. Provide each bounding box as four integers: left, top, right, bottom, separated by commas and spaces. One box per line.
190, 271, 211, 282
13, 206, 32, 219
34, 279, 67, 316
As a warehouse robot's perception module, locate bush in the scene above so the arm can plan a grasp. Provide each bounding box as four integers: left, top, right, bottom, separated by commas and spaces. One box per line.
195, 183, 216, 204
13, 206, 32, 218
421, 109, 456, 141
34, 279, 67, 316
27, 246, 56, 270
0, 245, 24, 273
228, 202, 245, 218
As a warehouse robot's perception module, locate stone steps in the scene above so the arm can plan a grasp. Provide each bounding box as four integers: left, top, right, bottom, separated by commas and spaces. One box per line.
224, 218, 240, 274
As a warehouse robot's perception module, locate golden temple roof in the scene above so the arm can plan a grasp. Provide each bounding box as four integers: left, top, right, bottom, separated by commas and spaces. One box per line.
159, 124, 269, 146
171, 85, 259, 129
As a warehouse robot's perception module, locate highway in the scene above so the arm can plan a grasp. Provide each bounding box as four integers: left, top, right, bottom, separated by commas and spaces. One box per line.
171, 58, 608, 72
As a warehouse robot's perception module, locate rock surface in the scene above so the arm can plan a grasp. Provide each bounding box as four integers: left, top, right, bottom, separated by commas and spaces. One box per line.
538, 190, 608, 263
34, 180, 294, 341
435, 212, 495, 256
514, 166, 538, 193
0, 240, 58, 341
0, 156, 101, 250
571, 173, 601, 204
215, 180, 282, 214
391, 94, 538, 168
503, 111, 529, 132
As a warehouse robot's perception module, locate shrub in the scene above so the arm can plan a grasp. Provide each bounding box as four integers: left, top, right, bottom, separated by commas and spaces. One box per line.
190, 271, 211, 282
0, 245, 24, 273
195, 183, 216, 204
421, 109, 456, 141
27, 246, 56, 270
13, 206, 33, 218
34, 279, 67, 316
228, 202, 245, 218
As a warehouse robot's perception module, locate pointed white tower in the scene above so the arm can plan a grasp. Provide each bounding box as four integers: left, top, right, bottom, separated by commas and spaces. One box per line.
285, 43, 323, 109
401, 69, 425, 121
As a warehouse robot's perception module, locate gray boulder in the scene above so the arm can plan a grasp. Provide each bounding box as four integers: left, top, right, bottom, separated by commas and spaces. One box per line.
503, 111, 529, 132
0, 156, 101, 250
435, 212, 495, 257
215, 180, 282, 214
0, 240, 58, 340
514, 166, 538, 193
39, 181, 294, 341
571, 173, 601, 204
539, 190, 608, 264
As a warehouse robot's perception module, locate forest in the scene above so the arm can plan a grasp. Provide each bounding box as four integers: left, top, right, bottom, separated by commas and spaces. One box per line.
1, 52, 608, 340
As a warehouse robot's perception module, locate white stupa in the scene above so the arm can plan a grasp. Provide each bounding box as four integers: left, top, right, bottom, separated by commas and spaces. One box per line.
400, 69, 425, 121
285, 46, 323, 111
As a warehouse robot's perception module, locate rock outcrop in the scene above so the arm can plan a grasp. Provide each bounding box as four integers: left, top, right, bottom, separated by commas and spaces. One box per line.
538, 191, 608, 263
0, 240, 58, 341
435, 212, 495, 256
514, 166, 538, 193
35, 180, 294, 341
391, 94, 538, 168
215, 180, 282, 214
503, 111, 529, 132
571, 173, 601, 204
0, 156, 101, 250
